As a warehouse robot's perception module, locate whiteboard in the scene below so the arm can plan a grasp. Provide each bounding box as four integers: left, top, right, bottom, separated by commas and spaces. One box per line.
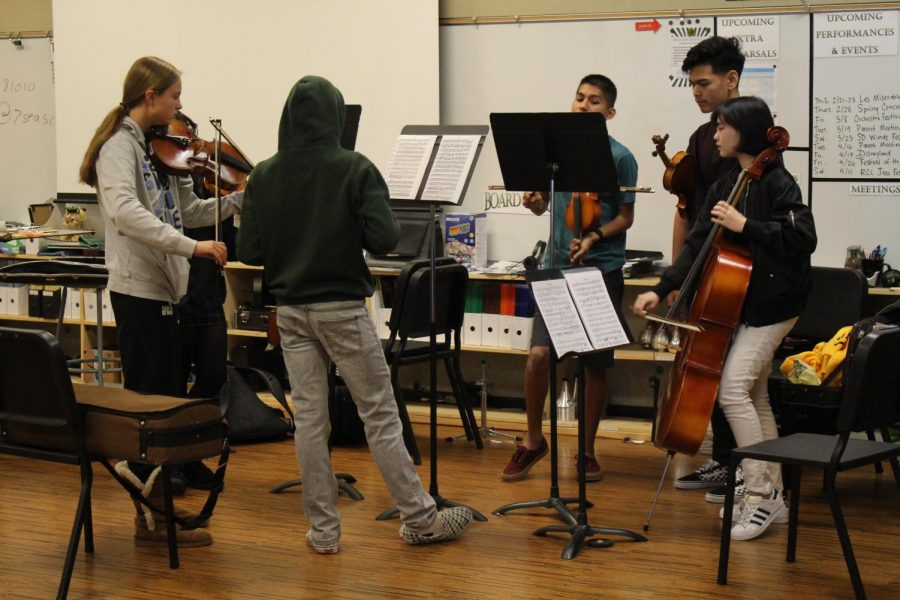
440, 14, 811, 265
811, 9, 900, 180
0, 38, 56, 224
52, 0, 439, 193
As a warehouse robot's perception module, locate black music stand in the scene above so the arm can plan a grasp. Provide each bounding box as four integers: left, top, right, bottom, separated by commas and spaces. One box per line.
491, 112, 616, 525
376, 124, 489, 522
489, 112, 646, 558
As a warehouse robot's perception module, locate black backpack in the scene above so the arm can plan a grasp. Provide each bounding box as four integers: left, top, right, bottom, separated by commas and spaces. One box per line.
220, 365, 295, 443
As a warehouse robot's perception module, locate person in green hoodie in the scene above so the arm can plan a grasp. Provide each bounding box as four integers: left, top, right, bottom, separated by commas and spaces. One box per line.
237, 76, 472, 554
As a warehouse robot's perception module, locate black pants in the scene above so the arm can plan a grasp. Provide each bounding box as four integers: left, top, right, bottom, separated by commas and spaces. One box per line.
178, 321, 227, 399
110, 291, 181, 395
110, 291, 181, 479
711, 403, 737, 465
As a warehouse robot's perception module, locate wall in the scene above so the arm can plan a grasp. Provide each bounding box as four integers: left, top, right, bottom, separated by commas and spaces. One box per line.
52, 0, 439, 195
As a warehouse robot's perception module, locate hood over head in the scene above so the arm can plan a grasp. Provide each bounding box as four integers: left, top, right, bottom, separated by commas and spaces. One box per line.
278, 75, 345, 151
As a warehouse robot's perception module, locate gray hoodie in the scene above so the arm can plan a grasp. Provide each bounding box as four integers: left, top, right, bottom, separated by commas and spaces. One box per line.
95, 116, 241, 303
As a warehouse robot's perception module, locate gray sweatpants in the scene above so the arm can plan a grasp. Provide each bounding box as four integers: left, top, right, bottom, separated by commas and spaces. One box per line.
277, 301, 436, 543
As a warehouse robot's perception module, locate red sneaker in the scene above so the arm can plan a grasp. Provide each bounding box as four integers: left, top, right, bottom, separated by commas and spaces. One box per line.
501, 437, 548, 481
577, 454, 604, 482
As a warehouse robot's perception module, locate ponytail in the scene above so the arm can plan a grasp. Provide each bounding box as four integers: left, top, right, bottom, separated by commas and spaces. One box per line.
79, 104, 128, 188
78, 56, 180, 188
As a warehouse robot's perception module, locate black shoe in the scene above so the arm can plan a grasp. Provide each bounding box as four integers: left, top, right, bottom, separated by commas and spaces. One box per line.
183, 461, 216, 490
169, 467, 188, 496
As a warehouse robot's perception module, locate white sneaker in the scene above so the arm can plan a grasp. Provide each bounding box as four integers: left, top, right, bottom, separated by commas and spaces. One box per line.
719, 494, 790, 523
399, 507, 473, 545
305, 530, 340, 554
729, 490, 788, 541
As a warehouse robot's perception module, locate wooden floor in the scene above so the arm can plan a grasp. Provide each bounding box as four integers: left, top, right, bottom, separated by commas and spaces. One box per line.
1, 422, 898, 599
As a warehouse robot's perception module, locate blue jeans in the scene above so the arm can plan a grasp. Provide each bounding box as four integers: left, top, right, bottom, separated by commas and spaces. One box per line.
277, 301, 436, 543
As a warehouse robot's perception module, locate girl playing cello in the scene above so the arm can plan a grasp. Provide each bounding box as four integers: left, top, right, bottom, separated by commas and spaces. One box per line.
633, 96, 816, 541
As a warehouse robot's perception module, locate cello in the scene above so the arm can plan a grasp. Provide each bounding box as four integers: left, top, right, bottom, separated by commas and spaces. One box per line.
652, 125, 790, 456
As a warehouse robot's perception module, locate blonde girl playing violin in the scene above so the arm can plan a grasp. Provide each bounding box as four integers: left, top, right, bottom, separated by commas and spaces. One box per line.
633, 96, 817, 541
79, 56, 241, 547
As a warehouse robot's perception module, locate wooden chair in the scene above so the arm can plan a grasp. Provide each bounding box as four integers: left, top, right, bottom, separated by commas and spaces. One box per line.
718, 326, 900, 600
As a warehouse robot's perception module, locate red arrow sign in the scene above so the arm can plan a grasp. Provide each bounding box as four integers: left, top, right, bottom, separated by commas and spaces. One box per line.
635, 19, 661, 33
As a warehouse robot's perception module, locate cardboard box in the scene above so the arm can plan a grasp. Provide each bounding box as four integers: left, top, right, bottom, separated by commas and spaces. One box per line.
444, 213, 486, 268
81, 348, 122, 384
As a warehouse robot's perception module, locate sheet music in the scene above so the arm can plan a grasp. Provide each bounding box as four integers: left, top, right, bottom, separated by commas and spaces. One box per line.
421, 135, 480, 204
383, 134, 436, 200
531, 278, 593, 357
563, 268, 630, 350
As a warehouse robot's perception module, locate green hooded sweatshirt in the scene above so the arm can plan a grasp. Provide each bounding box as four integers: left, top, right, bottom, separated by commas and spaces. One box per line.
237, 76, 399, 304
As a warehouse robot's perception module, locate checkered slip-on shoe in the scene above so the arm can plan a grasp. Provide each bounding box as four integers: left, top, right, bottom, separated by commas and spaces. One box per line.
399, 507, 473, 545
675, 459, 727, 489
705, 466, 745, 503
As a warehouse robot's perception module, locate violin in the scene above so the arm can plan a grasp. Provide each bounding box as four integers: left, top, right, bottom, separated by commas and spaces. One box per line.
565, 192, 601, 236
148, 115, 253, 195
652, 125, 790, 457
651, 134, 697, 219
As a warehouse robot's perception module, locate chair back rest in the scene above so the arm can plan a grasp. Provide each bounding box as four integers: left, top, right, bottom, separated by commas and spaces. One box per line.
0, 327, 82, 460
395, 262, 469, 340
837, 326, 900, 434
387, 257, 457, 332
790, 267, 867, 344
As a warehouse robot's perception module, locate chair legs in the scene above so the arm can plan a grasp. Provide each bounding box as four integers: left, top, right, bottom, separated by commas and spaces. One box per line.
445, 356, 483, 449
160, 466, 180, 569
58, 463, 94, 600
786, 465, 801, 563
716, 457, 741, 585
864, 430, 883, 474
391, 376, 422, 465
823, 471, 866, 600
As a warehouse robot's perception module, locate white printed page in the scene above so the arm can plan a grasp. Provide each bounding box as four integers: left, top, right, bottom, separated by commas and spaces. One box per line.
421, 135, 480, 204
530, 278, 592, 358
563, 268, 630, 351
383, 135, 436, 200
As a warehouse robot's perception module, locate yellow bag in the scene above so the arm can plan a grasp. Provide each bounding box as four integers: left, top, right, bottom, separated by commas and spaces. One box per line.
780, 325, 853, 387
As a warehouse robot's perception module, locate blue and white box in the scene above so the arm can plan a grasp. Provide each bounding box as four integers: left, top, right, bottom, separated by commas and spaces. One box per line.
445, 213, 487, 268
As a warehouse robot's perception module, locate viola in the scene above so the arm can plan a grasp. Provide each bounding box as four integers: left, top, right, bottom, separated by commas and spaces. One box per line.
651, 133, 697, 219
565, 192, 601, 236
652, 126, 789, 456
148, 117, 253, 194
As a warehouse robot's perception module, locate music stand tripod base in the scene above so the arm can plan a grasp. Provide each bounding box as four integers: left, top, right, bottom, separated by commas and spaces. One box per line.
533, 358, 648, 560
269, 474, 364, 501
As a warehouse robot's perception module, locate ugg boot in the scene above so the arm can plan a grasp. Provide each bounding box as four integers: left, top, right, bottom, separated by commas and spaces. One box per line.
117, 462, 213, 547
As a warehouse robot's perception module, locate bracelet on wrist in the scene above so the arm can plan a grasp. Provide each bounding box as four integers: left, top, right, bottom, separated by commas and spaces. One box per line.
594, 229, 604, 242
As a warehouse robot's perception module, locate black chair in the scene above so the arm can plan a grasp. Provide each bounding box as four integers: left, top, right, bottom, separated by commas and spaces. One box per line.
718, 326, 900, 600
774, 266, 868, 361
383, 258, 481, 464
0, 327, 94, 599
769, 267, 888, 461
